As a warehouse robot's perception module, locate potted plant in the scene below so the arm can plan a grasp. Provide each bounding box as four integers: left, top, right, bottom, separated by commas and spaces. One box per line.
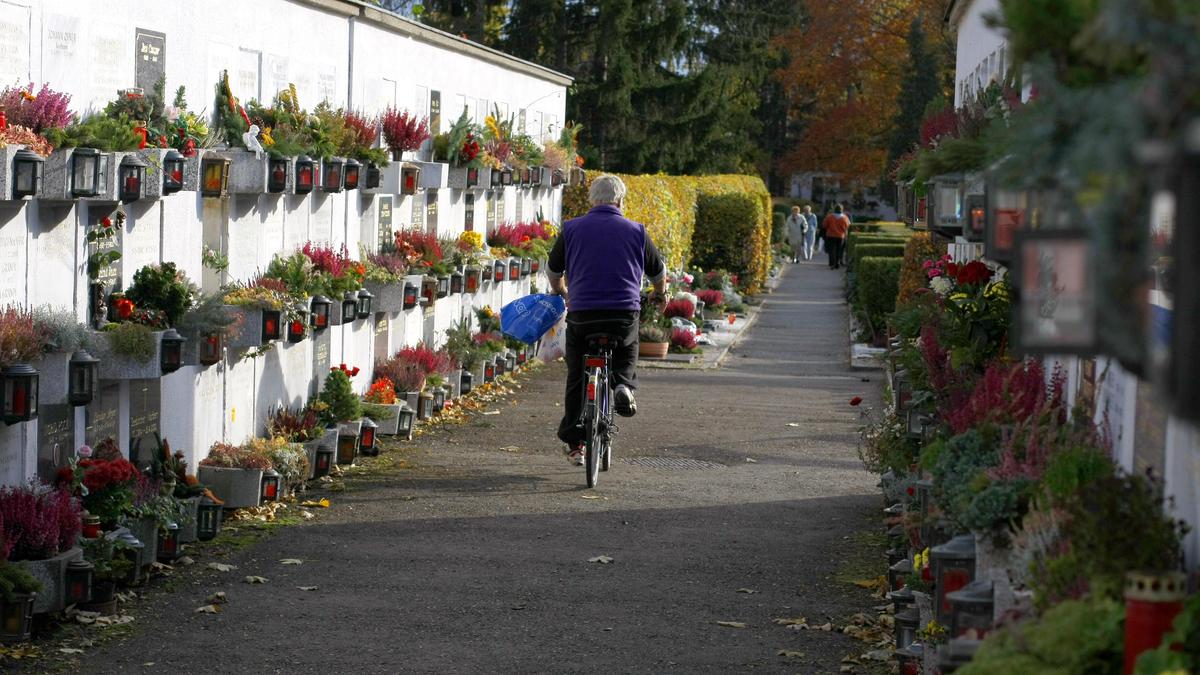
246, 437, 309, 498
0, 562, 41, 642
363, 377, 404, 436
80, 535, 133, 616
72, 446, 140, 530
198, 442, 271, 509
319, 366, 364, 457
267, 403, 326, 480
362, 248, 409, 313
2, 485, 83, 614
638, 324, 669, 358
147, 436, 208, 543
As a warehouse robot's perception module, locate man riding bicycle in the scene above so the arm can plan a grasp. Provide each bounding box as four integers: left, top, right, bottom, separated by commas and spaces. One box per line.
546, 174, 667, 465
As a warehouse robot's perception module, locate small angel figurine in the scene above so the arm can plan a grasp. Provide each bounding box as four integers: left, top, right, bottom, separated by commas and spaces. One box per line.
243, 124, 265, 158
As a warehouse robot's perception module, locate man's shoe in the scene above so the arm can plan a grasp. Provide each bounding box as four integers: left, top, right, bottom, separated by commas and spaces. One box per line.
565, 443, 585, 466
614, 385, 637, 417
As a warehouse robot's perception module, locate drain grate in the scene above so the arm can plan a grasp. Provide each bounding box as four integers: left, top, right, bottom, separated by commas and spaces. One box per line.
619, 456, 726, 471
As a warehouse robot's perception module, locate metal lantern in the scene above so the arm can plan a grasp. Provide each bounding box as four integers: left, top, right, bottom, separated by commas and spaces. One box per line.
116, 529, 145, 586
929, 173, 965, 233
552, 168, 565, 187
516, 349, 527, 366
341, 291, 358, 323
66, 349, 100, 407
895, 642, 924, 675
450, 270, 463, 295
336, 429, 358, 465
531, 166, 543, 185
490, 169, 503, 188
432, 386, 446, 414
343, 158, 362, 190
199, 332, 222, 366
359, 417, 378, 456
364, 162, 382, 189
931, 534, 976, 627
508, 259, 521, 281
159, 328, 186, 374
0, 589, 34, 641
501, 169, 513, 186
11, 148, 43, 199
484, 360, 495, 383
520, 258, 531, 277
71, 147, 108, 198
939, 638, 981, 674
460, 369, 474, 396
322, 157, 345, 192
294, 155, 316, 194
314, 444, 334, 477
196, 497, 223, 541
421, 277, 436, 306
906, 408, 932, 439
260, 468, 281, 502
397, 403, 416, 441
521, 167, 531, 185
401, 164, 420, 195
118, 153, 148, 202
494, 259, 506, 282
267, 157, 288, 193
156, 522, 182, 562
310, 295, 332, 330
964, 193, 986, 242
947, 579, 994, 639
494, 354, 507, 377
199, 153, 230, 198
1, 364, 38, 425
436, 275, 450, 298
505, 351, 517, 373
530, 258, 541, 275
466, 167, 479, 187
357, 288, 374, 319
889, 586, 916, 615
287, 313, 307, 343
465, 267, 480, 293
417, 390, 434, 420
892, 369, 912, 413
64, 559, 94, 605
161, 149, 185, 195
402, 282, 418, 310
895, 607, 920, 650
984, 171, 1030, 264
887, 557, 912, 593
261, 309, 283, 342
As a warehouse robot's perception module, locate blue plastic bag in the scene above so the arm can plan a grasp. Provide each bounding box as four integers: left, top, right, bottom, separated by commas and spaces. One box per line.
500, 294, 566, 344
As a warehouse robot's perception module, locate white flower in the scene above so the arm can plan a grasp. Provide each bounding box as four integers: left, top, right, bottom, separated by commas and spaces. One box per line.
930, 276, 953, 297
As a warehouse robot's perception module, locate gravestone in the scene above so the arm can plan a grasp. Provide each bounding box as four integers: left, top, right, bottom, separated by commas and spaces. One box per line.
429, 90, 441, 135
411, 195, 424, 230
426, 190, 438, 234
84, 381, 120, 448
36, 405, 73, 482
464, 193, 474, 231
311, 328, 332, 399
134, 28, 166, 92
127, 379, 161, 468
377, 196, 393, 249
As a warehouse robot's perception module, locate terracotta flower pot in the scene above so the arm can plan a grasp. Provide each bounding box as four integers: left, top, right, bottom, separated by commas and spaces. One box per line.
638, 341, 669, 358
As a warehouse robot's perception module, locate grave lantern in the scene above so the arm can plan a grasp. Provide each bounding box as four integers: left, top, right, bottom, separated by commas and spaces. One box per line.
359, 417, 378, 455
343, 158, 361, 190
552, 168, 565, 187
931, 534, 976, 627
267, 157, 288, 193
505, 352, 517, 374
947, 579, 994, 639
929, 173, 965, 233
460, 369, 474, 396
310, 295, 332, 330
118, 153, 148, 202
895, 607, 920, 650
261, 309, 283, 342
116, 529, 145, 586
401, 164, 420, 195
357, 289, 374, 319
508, 259, 520, 281
531, 167, 543, 185
364, 162, 382, 189
417, 390, 434, 420
887, 557, 912, 593
71, 147, 108, 198
397, 403, 416, 441
294, 155, 316, 194
520, 258, 532, 278
313, 444, 334, 477
260, 468, 281, 502
892, 369, 912, 413
490, 169, 503, 188
906, 408, 932, 439
965, 193, 986, 242
484, 360, 496, 383
161, 149, 185, 195
11, 148, 43, 199
494, 259, 506, 282
68, 349, 100, 406
322, 157, 344, 192
431, 386, 446, 414
450, 270, 463, 295
494, 354, 507, 377
501, 169, 513, 186
889, 586, 916, 615
341, 291, 358, 323
287, 309, 308, 343
465, 267, 480, 293
1012, 228, 1097, 356
1, 363, 38, 425
156, 522, 182, 562
895, 642, 923, 675
530, 258, 541, 275
1124, 571, 1188, 674
516, 349, 527, 366
159, 328, 186, 374
421, 278, 436, 306
196, 497, 223, 541
199, 154, 230, 198
336, 428, 358, 465
0, 591, 32, 641
466, 166, 479, 187
520, 167, 531, 185
436, 275, 450, 298
81, 515, 101, 539
402, 282, 418, 310
199, 332, 222, 366
64, 559, 94, 605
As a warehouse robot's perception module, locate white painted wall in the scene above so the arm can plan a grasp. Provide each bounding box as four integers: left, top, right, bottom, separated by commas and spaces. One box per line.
950, 0, 1008, 107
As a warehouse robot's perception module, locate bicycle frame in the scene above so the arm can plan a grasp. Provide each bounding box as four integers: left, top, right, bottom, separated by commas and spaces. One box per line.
580, 339, 616, 487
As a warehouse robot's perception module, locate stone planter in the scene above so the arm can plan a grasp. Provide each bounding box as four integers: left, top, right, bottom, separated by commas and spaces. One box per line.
228, 150, 268, 194
972, 532, 1017, 623
225, 305, 284, 349
176, 496, 202, 544
415, 161, 448, 189
446, 165, 478, 190
42, 148, 122, 202
365, 402, 403, 435
15, 546, 83, 614
198, 466, 263, 509
364, 281, 406, 313
90, 329, 171, 380
31, 351, 71, 405
0, 145, 31, 201
136, 148, 176, 199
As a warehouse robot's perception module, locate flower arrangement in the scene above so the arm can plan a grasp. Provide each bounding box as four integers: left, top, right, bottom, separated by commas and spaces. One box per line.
199, 442, 272, 471
393, 229, 446, 273
670, 327, 700, 353
124, 262, 197, 328
44, 113, 141, 152
0, 485, 81, 561
267, 404, 324, 443
0, 83, 74, 135
365, 378, 397, 405
481, 107, 513, 169
434, 109, 483, 168
0, 124, 53, 157
458, 231, 484, 254
334, 363, 361, 379
339, 109, 388, 165
444, 319, 482, 371
487, 221, 557, 258
299, 243, 366, 297
375, 357, 426, 393
638, 324, 668, 343
0, 305, 44, 366
476, 306, 501, 334
363, 249, 409, 283
380, 107, 430, 157
695, 289, 725, 309
223, 276, 295, 311
395, 344, 453, 378
663, 298, 695, 320
250, 437, 309, 494
472, 331, 505, 356
73, 456, 141, 527
212, 70, 250, 149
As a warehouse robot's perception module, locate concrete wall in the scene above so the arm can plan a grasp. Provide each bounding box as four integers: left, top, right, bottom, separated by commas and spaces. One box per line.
0, 0, 565, 482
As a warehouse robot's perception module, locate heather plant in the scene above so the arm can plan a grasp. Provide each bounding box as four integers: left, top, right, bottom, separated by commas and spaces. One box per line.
670, 327, 700, 353
299, 243, 365, 296
945, 359, 1066, 435
199, 442, 272, 471
266, 404, 323, 443
0, 305, 44, 365
694, 289, 725, 309
0, 83, 74, 134
103, 322, 156, 362
363, 249, 408, 283
396, 343, 454, 377
393, 229, 445, 272
0, 484, 82, 561
663, 298, 695, 320
339, 109, 388, 165
126, 475, 188, 532
380, 107, 430, 157
375, 357, 426, 393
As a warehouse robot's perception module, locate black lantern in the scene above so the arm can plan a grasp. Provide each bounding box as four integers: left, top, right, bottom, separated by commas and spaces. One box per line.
161, 149, 185, 195
501, 169, 513, 186
314, 444, 334, 477
0, 590, 33, 642
294, 155, 316, 194
460, 369, 474, 395
552, 169, 565, 187
450, 271, 463, 294
964, 193, 986, 242
929, 173, 965, 234
365, 162, 382, 189
116, 529, 145, 586
199, 153, 230, 198
357, 288, 374, 319
421, 277, 437, 306
336, 428, 358, 465
494, 354, 507, 377
490, 169, 503, 188
401, 164, 420, 195
484, 360, 496, 383
343, 158, 361, 190
322, 157, 344, 192
931, 534, 976, 627
196, 497, 223, 541
71, 147, 108, 198
199, 332, 222, 366
359, 417, 378, 456
508, 259, 520, 281
466, 167, 479, 187
436, 275, 450, 299
341, 291, 358, 323
465, 267, 480, 293
520, 167, 530, 185
11, 148, 43, 199
431, 386, 446, 414
261, 309, 283, 342
505, 351, 517, 373
896, 642, 924, 675
520, 258, 532, 278
906, 408, 932, 439
494, 259, 506, 282
267, 157, 288, 193
1, 364, 38, 425
947, 579, 994, 639
68, 349, 100, 406
397, 403, 416, 441
156, 522, 182, 562
895, 607, 920, 650
892, 369, 912, 413
287, 315, 307, 343
310, 295, 332, 330
64, 559, 94, 605
417, 390, 434, 420
261, 468, 281, 502
159, 328, 186, 374
887, 557, 912, 593
530, 258, 541, 275
402, 282, 418, 310
118, 153, 149, 202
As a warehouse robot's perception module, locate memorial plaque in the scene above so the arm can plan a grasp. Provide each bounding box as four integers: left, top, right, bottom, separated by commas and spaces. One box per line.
37, 405, 74, 482
411, 195, 424, 230
429, 90, 442, 136
464, 193, 475, 231
426, 190, 439, 234
85, 382, 120, 449
134, 28, 166, 92
42, 14, 81, 86
87, 216, 123, 297
374, 313, 389, 360
0, 229, 23, 305
486, 193, 496, 231
378, 196, 393, 248
518, 109, 526, 134
311, 329, 332, 398
128, 379, 161, 467
516, 193, 524, 223
496, 192, 506, 224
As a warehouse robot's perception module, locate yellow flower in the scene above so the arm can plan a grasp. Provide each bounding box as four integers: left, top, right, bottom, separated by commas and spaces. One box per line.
543, 222, 558, 238
458, 231, 483, 250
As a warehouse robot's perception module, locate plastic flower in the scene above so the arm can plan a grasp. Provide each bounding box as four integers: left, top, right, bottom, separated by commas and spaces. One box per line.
930, 276, 953, 297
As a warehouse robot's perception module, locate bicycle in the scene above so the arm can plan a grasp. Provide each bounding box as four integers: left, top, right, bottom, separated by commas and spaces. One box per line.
577, 328, 622, 488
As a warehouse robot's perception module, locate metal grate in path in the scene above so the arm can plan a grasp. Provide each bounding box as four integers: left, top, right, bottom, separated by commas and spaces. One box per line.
619, 457, 726, 471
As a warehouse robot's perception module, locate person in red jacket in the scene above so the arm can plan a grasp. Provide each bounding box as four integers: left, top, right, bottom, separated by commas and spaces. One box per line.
822, 203, 851, 269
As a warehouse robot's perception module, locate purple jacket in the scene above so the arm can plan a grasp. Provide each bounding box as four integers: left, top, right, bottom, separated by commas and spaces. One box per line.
546, 205, 665, 312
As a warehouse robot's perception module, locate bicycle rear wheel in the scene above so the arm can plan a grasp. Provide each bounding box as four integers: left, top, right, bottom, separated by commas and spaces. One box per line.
585, 370, 602, 488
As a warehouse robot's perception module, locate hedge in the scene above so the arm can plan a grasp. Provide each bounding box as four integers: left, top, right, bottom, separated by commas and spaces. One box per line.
846, 233, 910, 266
854, 256, 904, 340
850, 243, 908, 270
896, 232, 944, 310
692, 192, 762, 279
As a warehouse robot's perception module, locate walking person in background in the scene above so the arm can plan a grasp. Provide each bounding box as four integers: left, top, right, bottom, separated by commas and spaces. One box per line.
801, 205, 818, 261
785, 205, 806, 263
822, 203, 851, 270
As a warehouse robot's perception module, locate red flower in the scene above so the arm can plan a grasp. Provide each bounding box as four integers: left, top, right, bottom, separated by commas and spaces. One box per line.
849, 396, 863, 406
906, 486, 915, 497
351, 366, 360, 377
955, 260, 991, 286
100, 217, 112, 228
114, 298, 135, 320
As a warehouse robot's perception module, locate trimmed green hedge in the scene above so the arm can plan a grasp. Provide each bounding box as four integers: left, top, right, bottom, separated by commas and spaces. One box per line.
772, 211, 786, 243
693, 192, 762, 277
850, 243, 908, 270
846, 233, 910, 265
854, 256, 904, 340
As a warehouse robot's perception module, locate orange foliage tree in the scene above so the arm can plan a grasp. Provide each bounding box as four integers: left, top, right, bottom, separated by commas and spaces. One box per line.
774, 0, 950, 183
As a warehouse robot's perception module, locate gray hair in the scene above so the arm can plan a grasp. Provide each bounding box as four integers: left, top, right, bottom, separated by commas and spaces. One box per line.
589, 174, 627, 206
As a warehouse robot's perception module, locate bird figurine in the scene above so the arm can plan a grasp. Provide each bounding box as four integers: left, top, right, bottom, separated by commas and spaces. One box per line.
243, 124, 264, 158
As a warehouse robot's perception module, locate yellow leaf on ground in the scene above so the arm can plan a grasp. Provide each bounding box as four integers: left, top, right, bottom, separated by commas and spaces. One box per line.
773, 617, 808, 627
195, 604, 220, 614
716, 621, 748, 629
777, 650, 804, 658
279, 558, 304, 565
300, 498, 330, 508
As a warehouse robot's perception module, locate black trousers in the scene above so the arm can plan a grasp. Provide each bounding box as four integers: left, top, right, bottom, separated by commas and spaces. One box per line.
556, 310, 639, 446
826, 236, 844, 268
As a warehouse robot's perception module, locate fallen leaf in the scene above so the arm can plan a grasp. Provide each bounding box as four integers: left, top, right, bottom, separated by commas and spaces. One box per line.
588, 555, 613, 564
206, 592, 228, 604
297, 586, 319, 591
177, 556, 195, 566
773, 617, 808, 627
151, 562, 172, 572
207, 562, 236, 572
59, 648, 84, 654
300, 498, 330, 508
840, 666, 855, 673
716, 621, 748, 629
195, 604, 220, 614
580, 495, 601, 500
243, 576, 268, 584
777, 650, 805, 658
786, 422, 800, 427
499, 446, 521, 452
745, 457, 758, 463
299, 510, 315, 520
279, 558, 304, 565
482, 410, 500, 415
735, 588, 758, 594
863, 650, 892, 661
816, 622, 833, 631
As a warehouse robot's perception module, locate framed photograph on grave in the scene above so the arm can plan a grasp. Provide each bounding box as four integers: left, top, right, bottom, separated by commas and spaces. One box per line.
1012, 229, 1097, 355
